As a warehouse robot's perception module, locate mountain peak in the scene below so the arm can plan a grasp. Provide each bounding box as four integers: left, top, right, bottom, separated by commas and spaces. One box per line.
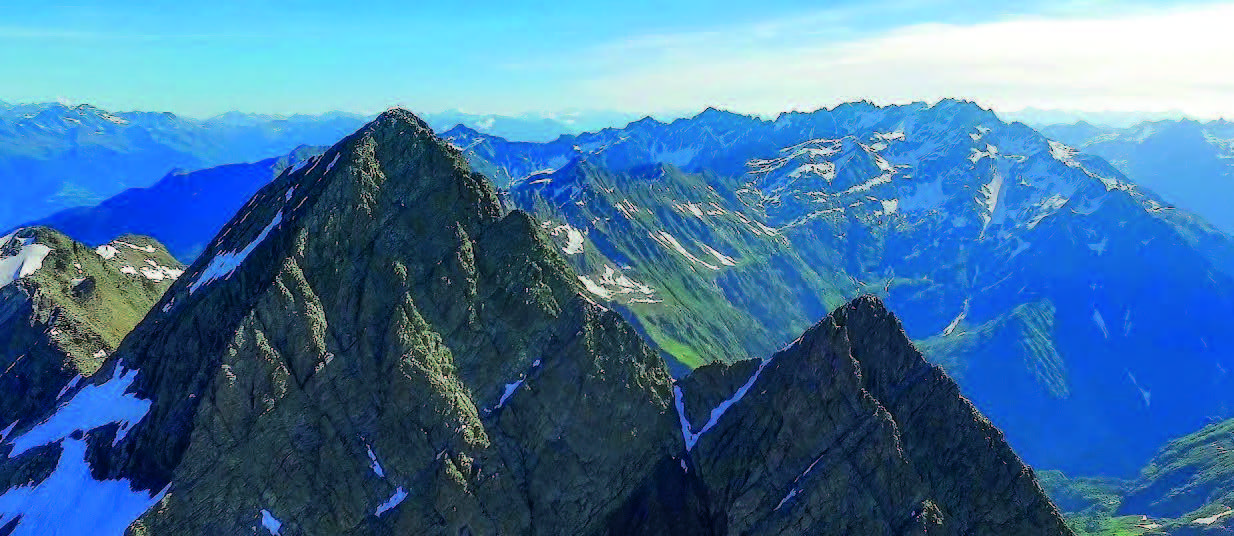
371, 106, 434, 135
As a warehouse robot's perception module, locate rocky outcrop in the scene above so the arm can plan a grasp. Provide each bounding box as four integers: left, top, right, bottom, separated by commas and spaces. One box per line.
0, 110, 1073, 536
661, 296, 1071, 535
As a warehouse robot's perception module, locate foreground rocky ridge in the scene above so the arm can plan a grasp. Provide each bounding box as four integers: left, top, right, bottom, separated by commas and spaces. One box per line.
0, 110, 1071, 535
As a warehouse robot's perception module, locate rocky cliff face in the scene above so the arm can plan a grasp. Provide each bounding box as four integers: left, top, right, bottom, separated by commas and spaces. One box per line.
0, 110, 1072, 535
105, 108, 680, 535
663, 296, 1070, 535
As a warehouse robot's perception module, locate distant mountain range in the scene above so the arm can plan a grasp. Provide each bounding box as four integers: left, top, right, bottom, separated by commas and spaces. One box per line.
444, 100, 1234, 477
1001, 108, 1194, 129
27, 146, 323, 262
1039, 119, 1234, 235
0, 102, 368, 231
421, 109, 643, 142
0, 102, 644, 233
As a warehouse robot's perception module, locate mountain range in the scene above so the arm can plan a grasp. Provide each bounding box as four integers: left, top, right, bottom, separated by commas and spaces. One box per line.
0, 102, 366, 232
20, 100, 1234, 481
0, 109, 1072, 535
1, 99, 1231, 533
444, 99, 1234, 477
0, 102, 647, 236
1039, 119, 1234, 235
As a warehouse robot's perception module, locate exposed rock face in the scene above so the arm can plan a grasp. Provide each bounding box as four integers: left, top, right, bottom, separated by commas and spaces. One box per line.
663, 296, 1071, 536
0, 110, 1072, 536
106, 108, 680, 535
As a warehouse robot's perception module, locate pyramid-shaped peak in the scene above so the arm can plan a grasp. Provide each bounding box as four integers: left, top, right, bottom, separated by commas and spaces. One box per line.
370, 107, 435, 134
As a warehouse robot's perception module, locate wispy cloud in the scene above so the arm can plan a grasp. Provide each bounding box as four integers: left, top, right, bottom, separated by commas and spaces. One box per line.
552, 2, 1234, 118
0, 25, 273, 42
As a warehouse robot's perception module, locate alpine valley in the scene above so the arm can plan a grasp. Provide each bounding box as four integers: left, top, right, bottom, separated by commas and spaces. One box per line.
0, 101, 1228, 535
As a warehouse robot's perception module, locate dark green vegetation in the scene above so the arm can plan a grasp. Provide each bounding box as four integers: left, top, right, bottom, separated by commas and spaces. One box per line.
0, 109, 1074, 534
0, 227, 181, 431
508, 161, 852, 375
1042, 418, 1234, 535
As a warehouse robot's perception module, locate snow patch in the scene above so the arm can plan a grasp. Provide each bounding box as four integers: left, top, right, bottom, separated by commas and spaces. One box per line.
943, 299, 970, 336
1093, 308, 1110, 339
975, 171, 1004, 235
375, 487, 407, 516
189, 210, 283, 294
137, 263, 184, 282
1193, 508, 1233, 526
551, 224, 585, 255
261, 509, 283, 535
366, 444, 385, 478
1126, 369, 1151, 408
8, 363, 151, 457
577, 275, 613, 300
650, 232, 719, 270
969, 144, 999, 163
879, 199, 899, 215
674, 357, 773, 451
113, 240, 155, 253
0, 237, 51, 289
495, 378, 525, 410
0, 438, 168, 536
837, 173, 892, 197
1027, 195, 1068, 230
698, 244, 737, 267
95, 244, 119, 260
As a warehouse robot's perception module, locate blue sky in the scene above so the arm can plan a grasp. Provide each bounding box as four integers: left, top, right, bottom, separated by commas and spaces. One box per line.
2, 0, 1232, 118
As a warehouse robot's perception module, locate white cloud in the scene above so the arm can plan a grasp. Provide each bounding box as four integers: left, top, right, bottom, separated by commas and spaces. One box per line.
567, 3, 1234, 119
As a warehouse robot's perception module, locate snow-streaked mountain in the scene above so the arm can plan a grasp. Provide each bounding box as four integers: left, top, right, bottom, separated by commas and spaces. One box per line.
0, 110, 1071, 535
25, 99, 1234, 477
1039, 119, 1234, 234
422, 109, 641, 143
448, 99, 1234, 476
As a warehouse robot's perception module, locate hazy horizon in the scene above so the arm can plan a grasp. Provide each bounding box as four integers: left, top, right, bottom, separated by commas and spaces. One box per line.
5, 1, 1234, 121
0, 96, 1220, 129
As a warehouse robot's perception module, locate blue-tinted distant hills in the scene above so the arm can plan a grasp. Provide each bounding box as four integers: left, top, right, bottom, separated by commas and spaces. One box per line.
0, 102, 643, 231
0, 102, 368, 230
26, 146, 322, 263
1039, 119, 1234, 234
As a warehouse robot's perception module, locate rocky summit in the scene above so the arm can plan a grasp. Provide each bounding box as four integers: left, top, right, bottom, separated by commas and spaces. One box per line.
0, 109, 1071, 535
